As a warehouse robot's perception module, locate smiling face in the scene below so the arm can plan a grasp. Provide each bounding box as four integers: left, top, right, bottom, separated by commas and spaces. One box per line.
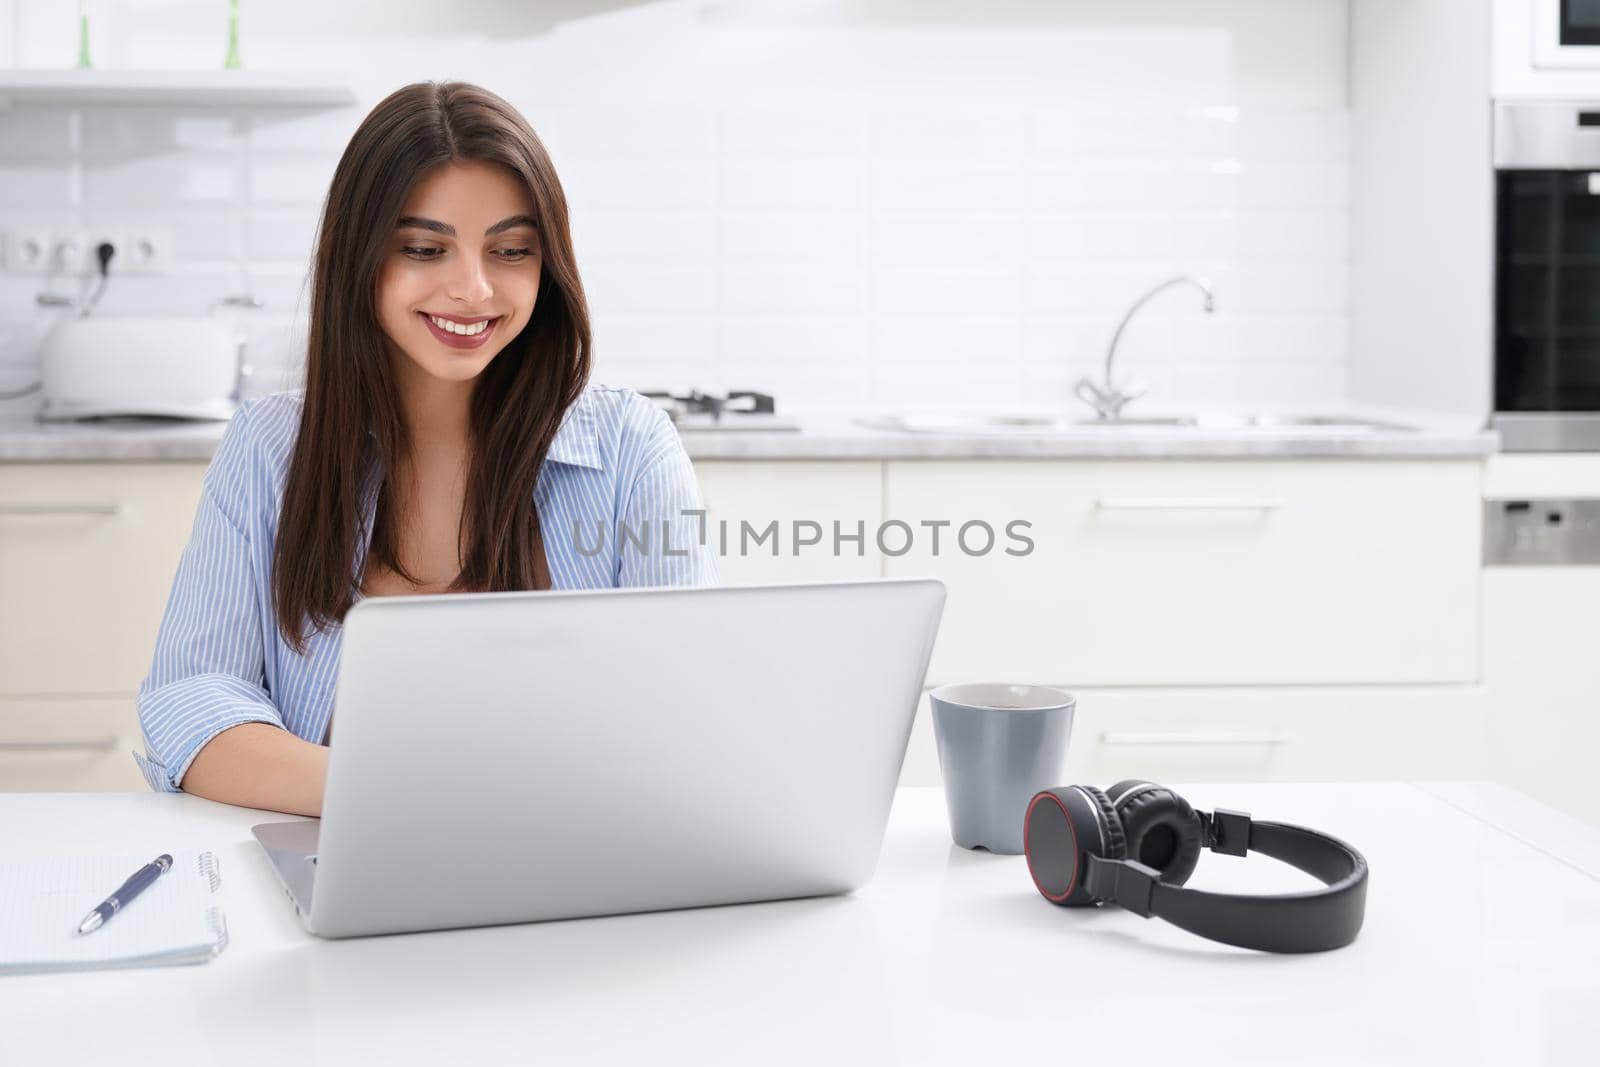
374, 159, 542, 391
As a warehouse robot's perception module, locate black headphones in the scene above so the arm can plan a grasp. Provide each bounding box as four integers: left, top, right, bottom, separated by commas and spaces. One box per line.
1023, 780, 1369, 953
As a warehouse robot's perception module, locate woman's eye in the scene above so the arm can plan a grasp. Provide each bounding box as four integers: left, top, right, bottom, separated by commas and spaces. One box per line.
399, 246, 535, 261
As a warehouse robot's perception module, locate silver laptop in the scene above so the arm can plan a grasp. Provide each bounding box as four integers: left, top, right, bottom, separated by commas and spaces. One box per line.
252, 576, 946, 938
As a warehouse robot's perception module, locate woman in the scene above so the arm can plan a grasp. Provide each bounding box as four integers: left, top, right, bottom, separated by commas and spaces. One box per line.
134, 81, 718, 817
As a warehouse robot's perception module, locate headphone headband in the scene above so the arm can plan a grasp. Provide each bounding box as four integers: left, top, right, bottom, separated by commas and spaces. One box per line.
1025, 786, 1369, 954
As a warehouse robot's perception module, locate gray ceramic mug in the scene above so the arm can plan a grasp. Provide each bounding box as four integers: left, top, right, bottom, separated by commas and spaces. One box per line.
930, 682, 1076, 855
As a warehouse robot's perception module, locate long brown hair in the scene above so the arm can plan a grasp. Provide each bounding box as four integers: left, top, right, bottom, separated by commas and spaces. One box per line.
272, 81, 591, 653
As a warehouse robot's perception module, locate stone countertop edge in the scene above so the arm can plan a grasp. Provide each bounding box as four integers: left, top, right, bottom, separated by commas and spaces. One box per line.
0, 405, 1501, 463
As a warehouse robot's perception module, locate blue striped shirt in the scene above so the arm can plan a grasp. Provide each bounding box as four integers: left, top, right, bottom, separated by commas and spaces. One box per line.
134, 384, 720, 793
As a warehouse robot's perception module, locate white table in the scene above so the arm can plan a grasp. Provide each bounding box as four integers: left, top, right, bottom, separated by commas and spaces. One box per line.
2, 782, 1597, 1066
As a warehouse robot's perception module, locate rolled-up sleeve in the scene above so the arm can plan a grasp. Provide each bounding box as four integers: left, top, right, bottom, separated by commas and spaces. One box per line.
615, 405, 721, 589
133, 402, 286, 793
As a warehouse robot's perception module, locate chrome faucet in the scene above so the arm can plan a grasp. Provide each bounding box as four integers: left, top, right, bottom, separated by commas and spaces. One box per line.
1075, 274, 1216, 421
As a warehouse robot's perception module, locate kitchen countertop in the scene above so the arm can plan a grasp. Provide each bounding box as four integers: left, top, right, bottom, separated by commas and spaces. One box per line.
0, 396, 1498, 462
0, 781, 1595, 1066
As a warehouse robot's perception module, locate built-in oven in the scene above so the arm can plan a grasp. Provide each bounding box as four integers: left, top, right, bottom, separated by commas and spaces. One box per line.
1494, 99, 1600, 450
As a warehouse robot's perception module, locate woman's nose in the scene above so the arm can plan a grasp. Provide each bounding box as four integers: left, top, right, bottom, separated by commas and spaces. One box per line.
446, 251, 493, 305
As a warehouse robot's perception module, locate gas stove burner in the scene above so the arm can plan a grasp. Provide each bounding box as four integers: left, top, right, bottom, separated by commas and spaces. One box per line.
640, 389, 799, 431
644, 390, 774, 416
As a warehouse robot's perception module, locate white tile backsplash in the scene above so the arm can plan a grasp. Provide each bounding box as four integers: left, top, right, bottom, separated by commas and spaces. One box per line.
575, 211, 718, 265
81, 155, 237, 206
0, 109, 75, 158
1030, 108, 1184, 159
582, 263, 719, 316
870, 215, 1024, 268
871, 358, 1041, 412
593, 315, 720, 370
1021, 317, 1111, 365
871, 107, 1028, 163
246, 160, 337, 205
718, 212, 864, 264
242, 209, 319, 265
718, 109, 870, 158
0, 161, 76, 208
0, 0, 1354, 414
717, 317, 869, 366
82, 111, 237, 156
560, 158, 718, 212
722, 263, 866, 315
873, 316, 1027, 365
541, 109, 718, 161
720, 158, 867, 211
873, 265, 1027, 316
869, 162, 1026, 215
245, 109, 364, 153
1028, 160, 1178, 213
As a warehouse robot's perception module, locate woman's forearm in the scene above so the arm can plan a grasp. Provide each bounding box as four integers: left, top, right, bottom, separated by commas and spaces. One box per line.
180, 722, 329, 817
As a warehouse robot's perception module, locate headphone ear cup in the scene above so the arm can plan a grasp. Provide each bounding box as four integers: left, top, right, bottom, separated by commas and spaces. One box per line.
1081, 786, 1127, 865
1105, 780, 1204, 886
1024, 785, 1126, 908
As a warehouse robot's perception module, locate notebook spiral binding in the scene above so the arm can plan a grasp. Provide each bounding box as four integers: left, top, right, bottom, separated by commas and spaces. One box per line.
203, 907, 230, 957
197, 851, 222, 893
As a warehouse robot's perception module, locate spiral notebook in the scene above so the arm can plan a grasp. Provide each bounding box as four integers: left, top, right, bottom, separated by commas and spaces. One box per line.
0, 850, 228, 975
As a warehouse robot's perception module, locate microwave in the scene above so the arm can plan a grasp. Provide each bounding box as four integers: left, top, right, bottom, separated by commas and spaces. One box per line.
1534, 0, 1600, 69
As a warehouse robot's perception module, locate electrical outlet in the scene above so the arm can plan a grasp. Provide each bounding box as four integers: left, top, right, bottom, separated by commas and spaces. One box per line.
83, 227, 126, 276
2, 227, 54, 275
49, 228, 88, 276
3, 226, 177, 276
120, 227, 174, 275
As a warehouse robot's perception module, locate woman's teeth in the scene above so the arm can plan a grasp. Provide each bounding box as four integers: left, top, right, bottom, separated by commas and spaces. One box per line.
427, 314, 492, 336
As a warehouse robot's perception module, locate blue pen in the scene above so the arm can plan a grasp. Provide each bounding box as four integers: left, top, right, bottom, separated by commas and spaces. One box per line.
76, 854, 174, 935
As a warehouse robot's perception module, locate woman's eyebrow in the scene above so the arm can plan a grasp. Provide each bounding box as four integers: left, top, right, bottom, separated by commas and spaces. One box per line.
395, 214, 538, 236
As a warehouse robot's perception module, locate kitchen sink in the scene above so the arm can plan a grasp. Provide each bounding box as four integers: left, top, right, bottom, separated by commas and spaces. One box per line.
1077, 413, 1421, 432
1237, 414, 1418, 431
1076, 415, 1201, 427
854, 413, 1420, 434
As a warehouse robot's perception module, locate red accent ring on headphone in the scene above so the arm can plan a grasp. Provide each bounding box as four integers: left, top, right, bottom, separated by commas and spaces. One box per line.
1024, 791, 1081, 903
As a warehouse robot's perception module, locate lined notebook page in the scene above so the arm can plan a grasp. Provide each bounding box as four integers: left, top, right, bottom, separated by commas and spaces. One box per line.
0, 850, 227, 975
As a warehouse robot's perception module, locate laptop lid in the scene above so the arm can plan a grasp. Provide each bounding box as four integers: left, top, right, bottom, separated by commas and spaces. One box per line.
304, 576, 946, 938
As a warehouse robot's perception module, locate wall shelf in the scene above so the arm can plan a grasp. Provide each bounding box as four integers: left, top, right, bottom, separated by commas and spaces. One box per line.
0, 69, 356, 108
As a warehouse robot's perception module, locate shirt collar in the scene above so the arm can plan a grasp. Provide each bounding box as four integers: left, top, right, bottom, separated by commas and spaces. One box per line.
545, 389, 604, 470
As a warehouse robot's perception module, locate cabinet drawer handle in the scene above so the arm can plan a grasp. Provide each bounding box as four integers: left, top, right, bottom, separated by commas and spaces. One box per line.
1093, 497, 1283, 512
1100, 730, 1291, 746
0, 736, 120, 753
0, 503, 121, 517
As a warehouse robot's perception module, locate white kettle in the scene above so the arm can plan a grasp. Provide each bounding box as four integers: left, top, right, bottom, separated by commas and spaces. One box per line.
38, 316, 247, 421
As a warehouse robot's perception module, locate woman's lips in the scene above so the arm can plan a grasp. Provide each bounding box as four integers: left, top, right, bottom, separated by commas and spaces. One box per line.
419, 311, 500, 350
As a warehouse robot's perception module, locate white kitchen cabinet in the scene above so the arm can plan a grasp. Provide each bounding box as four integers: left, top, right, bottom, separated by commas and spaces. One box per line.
0, 454, 1493, 794
896, 683, 1487, 788
0, 463, 205, 697
1483, 568, 1600, 828
0, 697, 145, 791
883, 459, 1483, 687
1481, 454, 1600, 828
693, 461, 884, 585
1059, 684, 1487, 784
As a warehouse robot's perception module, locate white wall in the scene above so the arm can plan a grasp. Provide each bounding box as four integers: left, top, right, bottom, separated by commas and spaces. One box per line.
0, 0, 1354, 415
